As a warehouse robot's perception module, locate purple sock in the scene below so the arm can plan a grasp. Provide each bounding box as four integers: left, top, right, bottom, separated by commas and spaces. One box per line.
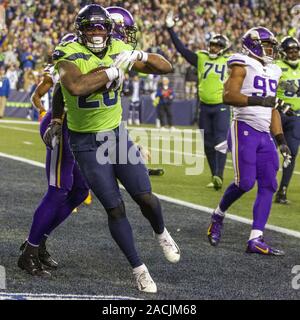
108, 216, 142, 268
252, 187, 273, 231
219, 182, 245, 212
28, 187, 69, 246
46, 187, 89, 235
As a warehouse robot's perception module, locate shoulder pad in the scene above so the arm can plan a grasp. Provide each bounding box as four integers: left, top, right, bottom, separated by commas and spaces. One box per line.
227, 53, 248, 67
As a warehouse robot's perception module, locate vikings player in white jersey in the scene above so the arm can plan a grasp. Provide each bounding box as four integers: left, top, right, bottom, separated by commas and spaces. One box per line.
207, 27, 292, 255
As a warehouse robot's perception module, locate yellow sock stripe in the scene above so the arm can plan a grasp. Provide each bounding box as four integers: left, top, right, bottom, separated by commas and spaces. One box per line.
234, 121, 240, 186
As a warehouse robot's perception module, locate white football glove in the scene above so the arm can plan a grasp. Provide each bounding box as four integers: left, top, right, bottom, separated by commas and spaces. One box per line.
113, 50, 148, 72
166, 11, 176, 28
105, 67, 125, 91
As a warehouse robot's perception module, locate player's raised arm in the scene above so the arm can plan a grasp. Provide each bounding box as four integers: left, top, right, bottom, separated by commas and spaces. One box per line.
57, 60, 123, 96
165, 12, 198, 67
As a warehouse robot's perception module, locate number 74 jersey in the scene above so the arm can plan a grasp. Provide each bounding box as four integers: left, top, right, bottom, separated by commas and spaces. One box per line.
227, 53, 282, 132
276, 59, 300, 111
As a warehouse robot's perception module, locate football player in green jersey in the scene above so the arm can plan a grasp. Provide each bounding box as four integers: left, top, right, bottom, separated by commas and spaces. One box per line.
166, 11, 231, 190
275, 36, 300, 204
47, 4, 180, 294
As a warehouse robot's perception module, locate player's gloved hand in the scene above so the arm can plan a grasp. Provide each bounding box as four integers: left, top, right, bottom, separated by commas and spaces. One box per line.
43, 119, 62, 149
104, 67, 125, 91
275, 133, 292, 168
113, 50, 148, 72
136, 144, 151, 162
165, 11, 176, 28
277, 103, 297, 117
279, 144, 292, 168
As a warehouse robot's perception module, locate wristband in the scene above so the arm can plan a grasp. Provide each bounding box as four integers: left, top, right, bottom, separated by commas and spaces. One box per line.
274, 133, 287, 146
104, 67, 119, 81
139, 51, 149, 62
247, 96, 265, 106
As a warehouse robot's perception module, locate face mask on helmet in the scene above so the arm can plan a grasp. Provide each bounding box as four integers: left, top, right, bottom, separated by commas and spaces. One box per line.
77, 21, 112, 53
108, 8, 138, 48
280, 37, 300, 67
208, 36, 230, 59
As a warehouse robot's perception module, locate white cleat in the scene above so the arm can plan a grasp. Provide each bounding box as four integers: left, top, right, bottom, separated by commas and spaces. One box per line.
133, 265, 157, 293
155, 228, 181, 263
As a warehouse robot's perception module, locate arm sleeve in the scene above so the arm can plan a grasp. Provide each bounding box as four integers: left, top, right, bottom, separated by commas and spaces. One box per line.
167, 28, 198, 67
51, 83, 65, 119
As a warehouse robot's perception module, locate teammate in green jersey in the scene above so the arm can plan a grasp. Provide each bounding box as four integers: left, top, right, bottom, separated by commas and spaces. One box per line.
275, 36, 300, 204
166, 11, 231, 190
46, 4, 180, 294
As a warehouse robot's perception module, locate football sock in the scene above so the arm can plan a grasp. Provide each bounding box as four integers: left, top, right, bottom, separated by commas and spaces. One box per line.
252, 186, 273, 231
249, 229, 263, 241
28, 187, 68, 246
108, 216, 142, 268
219, 182, 245, 212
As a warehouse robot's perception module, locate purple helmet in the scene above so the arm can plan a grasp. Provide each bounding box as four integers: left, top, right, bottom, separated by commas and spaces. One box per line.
106, 6, 138, 48
242, 27, 278, 64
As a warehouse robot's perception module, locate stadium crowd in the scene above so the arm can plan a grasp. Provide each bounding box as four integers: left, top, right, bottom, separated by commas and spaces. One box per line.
0, 0, 298, 97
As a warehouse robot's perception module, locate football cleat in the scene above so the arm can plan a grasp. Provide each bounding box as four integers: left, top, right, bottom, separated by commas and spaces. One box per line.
212, 176, 223, 190
20, 241, 58, 270
84, 191, 92, 205
18, 243, 51, 277
274, 187, 289, 204
155, 228, 180, 263
206, 181, 214, 188
246, 236, 285, 256
148, 168, 165, 176
39, 244, 58, 270
207, 212, 224, 246
133, 266, 157, 293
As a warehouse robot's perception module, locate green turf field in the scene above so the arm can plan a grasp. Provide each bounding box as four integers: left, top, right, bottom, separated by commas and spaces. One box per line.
1, 118, 299, 231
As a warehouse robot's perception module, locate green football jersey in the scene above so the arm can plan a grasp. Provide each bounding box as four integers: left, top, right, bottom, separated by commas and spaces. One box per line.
276, 60, 300, 111
53, 39, 133, 132
196, 51, 229, 104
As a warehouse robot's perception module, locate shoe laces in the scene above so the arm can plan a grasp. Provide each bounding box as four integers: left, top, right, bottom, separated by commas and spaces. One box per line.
137, 270, 153, 287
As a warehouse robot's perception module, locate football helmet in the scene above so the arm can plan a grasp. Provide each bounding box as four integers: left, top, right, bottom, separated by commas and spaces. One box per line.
279, 36, 300, 67
75, 4, 113, 53
208, 34, 231, 59
242, 27, 278, 64
106, 6, 138, 48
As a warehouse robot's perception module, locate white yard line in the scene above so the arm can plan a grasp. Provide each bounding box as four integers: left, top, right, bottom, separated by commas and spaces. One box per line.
1, 151, 300, 239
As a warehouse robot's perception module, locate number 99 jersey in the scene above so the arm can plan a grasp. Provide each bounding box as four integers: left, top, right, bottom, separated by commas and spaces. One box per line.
276, 59, 300, 111
53, 39, 133, 133
227, 53, 282, 132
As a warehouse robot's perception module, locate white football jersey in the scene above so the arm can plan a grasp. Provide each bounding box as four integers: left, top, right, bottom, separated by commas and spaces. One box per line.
227, 53, 282, 132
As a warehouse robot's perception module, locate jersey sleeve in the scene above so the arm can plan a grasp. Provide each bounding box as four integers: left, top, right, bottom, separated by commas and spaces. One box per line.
227, 53, 248, 68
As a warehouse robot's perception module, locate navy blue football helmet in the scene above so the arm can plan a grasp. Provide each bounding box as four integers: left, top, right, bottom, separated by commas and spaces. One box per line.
75, 4, 113, 53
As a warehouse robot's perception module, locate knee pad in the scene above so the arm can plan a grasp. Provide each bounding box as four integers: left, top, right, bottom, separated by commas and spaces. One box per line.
106, 201, 126, 221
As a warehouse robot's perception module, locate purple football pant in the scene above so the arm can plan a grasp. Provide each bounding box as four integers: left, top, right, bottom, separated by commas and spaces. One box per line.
27, 112, 89, 246
219, 121, 279, 232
